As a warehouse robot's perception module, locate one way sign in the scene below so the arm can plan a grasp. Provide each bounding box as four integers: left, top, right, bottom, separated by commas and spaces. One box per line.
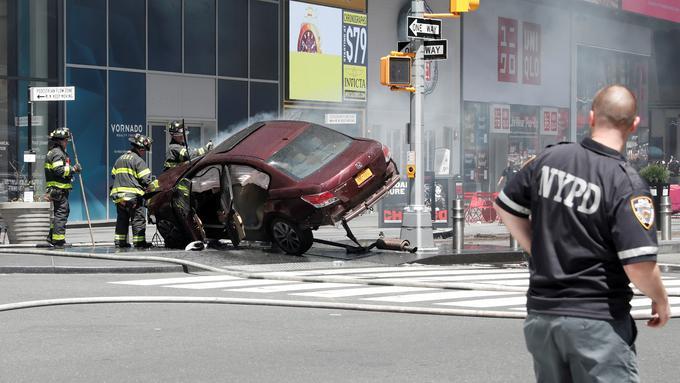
407, 17, 441, 40
424, 39, 448, 60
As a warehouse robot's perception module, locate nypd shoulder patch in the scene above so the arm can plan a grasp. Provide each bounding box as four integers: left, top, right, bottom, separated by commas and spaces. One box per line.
631, 196, 654, 230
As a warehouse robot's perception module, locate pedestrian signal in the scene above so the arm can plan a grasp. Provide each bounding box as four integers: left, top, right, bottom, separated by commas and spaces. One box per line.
380, 55, 411, 87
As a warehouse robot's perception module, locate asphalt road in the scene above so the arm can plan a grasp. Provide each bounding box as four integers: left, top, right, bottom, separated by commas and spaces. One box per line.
0, 272, 678, 382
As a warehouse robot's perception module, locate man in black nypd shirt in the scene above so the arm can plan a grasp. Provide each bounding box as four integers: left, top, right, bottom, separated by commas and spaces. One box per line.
494, 85, 669, 382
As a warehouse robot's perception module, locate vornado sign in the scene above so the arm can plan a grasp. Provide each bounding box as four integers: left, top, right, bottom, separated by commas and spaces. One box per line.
110, 124, 144, 133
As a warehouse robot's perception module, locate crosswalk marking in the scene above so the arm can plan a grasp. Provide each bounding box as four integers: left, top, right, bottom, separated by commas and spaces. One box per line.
107, 267, 680, 316
630, 307, 680, 316
476, 279, 529, 286
227, 283, 360, 293
438, 296, 527, 308
292, 286, 434, 298
415, 273, 528, 282
166, 280, 293, 290
343, 269, 528, 279
109, 275, 241, 286
363, 290, 516, 303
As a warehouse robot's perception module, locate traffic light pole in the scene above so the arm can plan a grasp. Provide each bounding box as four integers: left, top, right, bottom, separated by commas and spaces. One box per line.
400, 0, 436, 252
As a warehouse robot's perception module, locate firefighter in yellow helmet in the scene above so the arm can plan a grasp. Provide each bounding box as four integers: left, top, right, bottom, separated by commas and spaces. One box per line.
163, 120, 213, 171
44, 127, 81, 248
110, 134, 159, 248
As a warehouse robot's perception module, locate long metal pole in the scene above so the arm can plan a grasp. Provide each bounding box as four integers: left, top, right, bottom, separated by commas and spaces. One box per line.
70, 135, 95, 247
399, 0, 435, 252
27, 88, 33, 187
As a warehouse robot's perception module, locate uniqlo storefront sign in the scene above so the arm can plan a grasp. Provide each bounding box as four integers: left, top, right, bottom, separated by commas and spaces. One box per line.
498, 18, 541, 85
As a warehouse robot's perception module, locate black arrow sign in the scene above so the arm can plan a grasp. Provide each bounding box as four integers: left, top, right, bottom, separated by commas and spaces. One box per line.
424, 39, 448, 60
407, 17, 441, 40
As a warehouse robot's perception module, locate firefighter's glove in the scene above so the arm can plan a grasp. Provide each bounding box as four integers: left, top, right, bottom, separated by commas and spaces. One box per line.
72, 164, 82, 173
206, 141, 214, 151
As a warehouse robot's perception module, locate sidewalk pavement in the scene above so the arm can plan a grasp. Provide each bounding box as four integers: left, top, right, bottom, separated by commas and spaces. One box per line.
1, 213, 680, 273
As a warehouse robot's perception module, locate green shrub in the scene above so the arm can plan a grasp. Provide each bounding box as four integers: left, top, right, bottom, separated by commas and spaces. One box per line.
639, 163, 670, 185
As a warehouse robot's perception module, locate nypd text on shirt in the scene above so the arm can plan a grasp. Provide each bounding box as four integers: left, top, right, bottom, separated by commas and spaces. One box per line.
538, 165, 601, 214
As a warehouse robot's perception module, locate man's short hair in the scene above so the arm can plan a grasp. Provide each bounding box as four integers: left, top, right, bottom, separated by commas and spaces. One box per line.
591, 85, 638, 128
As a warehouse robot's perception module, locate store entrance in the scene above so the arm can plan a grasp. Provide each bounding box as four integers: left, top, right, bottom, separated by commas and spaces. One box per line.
147, 120, 217, 175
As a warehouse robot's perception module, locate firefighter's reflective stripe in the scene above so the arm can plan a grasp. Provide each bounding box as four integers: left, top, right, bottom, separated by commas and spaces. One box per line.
179, 148, 188, 157
115, 234, 128, 241
197, 147, 205, 155
133, 235, 145, 242
111, 167, 151, 179
52, 233, 65, 241
63, 165, 70, 177
149, 179, 159, 191
110, 186, 144, 195
46, 181, 72, 189
44, 160, 64, 169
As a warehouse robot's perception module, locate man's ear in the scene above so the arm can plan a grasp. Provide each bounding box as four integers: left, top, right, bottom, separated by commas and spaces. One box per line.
589, 110, 595, 127
631, 116, 640, 133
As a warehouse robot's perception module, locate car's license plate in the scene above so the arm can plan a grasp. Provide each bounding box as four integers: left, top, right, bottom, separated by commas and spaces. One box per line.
354, 168, 373, 185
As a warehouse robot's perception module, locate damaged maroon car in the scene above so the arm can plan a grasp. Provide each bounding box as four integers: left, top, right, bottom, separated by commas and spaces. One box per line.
147, 120, 400, 255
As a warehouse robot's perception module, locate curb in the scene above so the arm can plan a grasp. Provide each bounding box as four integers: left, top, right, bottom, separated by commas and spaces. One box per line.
0, 264, 185, 274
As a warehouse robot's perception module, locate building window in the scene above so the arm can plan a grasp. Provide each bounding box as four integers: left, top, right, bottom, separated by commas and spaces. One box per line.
109, 0, 146, 69
66, 0, 106, 66
218, 79, 248, 134
250, 81, 278, 117
185, 0, 216, 75
218, 0, 248, 78
66, 67, 107, 221
250, 0, 278, 81
148, 0, 182, 73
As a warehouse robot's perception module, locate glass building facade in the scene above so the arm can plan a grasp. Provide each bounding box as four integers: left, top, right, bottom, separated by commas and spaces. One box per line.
0, 0, 280, 221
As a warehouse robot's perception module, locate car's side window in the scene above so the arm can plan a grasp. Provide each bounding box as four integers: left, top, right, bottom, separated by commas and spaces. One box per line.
229, 164, 270, 190
191, 165, 222, 193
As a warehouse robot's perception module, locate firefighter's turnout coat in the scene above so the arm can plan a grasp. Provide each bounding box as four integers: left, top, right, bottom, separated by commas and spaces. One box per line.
45, 143, 73, 190
110, 150, 157, 203
163, 141, 209, 170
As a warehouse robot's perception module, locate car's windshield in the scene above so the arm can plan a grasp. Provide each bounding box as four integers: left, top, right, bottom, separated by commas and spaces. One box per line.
266, 125, 353, 180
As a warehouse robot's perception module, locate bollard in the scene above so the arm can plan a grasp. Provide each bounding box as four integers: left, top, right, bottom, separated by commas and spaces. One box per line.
452, 198, 464, 253
660, 195, 672, 240
510, 235, 520, 251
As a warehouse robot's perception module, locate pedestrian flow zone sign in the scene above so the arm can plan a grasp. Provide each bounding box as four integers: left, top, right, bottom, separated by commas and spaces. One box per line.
30, 86, 76, 102
407, 17, 441, 40
424, 39, 448, 60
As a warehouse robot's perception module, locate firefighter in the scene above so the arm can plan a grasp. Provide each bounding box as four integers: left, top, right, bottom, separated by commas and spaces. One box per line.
110, 134, 158, 248
44, 127, 81, 248
163, 120, 213, 171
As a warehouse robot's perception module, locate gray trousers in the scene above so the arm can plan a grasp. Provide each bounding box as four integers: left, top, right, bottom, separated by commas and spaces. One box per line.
524, 313, 639, 383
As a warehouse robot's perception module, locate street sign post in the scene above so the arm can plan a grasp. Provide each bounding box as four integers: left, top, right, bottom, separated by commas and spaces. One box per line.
423, 39, 448, 60
406, 16, 441, 40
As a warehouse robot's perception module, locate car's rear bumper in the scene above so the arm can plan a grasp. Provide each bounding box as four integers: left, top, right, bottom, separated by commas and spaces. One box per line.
337, 172, 401, 223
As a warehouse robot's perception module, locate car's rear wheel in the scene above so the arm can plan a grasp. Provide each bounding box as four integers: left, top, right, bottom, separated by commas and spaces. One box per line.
270, 218, 313, 255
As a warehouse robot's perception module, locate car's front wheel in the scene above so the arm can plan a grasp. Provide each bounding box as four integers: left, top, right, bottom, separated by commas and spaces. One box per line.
269, 218, 313, 255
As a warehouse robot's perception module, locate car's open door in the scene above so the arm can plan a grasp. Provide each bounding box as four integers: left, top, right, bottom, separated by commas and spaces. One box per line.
221, 165, 246, 246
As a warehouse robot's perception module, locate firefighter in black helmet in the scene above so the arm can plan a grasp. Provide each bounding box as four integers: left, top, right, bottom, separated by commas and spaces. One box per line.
163, 120, 213, 171
44, 127, 81, 248
110, 134, 159, 248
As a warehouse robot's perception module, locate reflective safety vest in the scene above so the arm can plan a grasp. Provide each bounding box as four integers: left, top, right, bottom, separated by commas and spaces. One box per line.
44, 145, 73, 190
110, 150, 158, 203
163, 141, 208, 170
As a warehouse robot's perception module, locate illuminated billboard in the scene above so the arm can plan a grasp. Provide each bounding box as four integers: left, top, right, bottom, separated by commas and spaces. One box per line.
289, 1, 367, 103
289, 1, 343, 102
